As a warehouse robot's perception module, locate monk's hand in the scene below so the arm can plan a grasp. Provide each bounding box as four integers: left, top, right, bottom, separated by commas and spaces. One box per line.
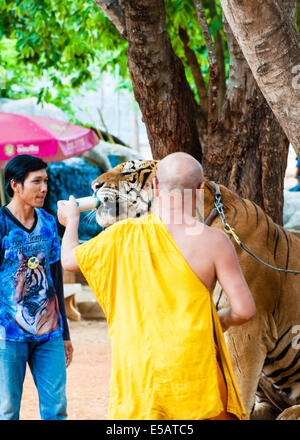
57, 195, 80, 227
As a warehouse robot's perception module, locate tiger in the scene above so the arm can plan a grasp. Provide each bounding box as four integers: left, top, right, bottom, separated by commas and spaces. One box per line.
91, 159, 300, 420
14, 252, 60, 336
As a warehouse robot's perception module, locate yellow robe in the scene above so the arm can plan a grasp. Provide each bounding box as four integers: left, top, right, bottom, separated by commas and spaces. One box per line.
75, 213, 246, 420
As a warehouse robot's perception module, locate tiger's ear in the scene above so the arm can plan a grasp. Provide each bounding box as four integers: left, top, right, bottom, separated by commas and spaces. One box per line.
152, 177, 159, 197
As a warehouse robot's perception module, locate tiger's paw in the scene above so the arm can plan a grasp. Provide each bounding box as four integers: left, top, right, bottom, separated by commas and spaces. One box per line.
250, 401, 278, 420
277, 405, 300, 420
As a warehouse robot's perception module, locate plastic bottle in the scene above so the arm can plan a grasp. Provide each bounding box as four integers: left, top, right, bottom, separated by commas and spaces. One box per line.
63, 196, 101, 212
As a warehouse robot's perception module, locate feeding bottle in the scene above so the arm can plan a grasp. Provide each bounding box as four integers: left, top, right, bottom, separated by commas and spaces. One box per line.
63, 196, 101, 212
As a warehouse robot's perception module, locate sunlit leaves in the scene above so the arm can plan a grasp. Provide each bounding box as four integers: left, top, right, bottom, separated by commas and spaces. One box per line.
0, 0, 231, 111
0, 0, 124, 81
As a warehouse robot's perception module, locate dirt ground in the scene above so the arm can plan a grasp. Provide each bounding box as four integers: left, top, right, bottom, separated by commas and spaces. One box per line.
20, 319, 111, 420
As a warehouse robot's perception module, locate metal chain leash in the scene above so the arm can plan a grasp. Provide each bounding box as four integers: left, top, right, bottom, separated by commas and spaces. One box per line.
214, 191, 242, 246
212, 182, 300, 275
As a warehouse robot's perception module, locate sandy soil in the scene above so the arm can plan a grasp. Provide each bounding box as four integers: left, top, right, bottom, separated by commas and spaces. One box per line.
20, 319, 111, 420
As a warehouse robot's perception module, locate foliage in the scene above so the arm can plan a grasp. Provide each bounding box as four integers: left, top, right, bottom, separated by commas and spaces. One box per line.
0, 38, 35, 98
0, 0, 126, 74
0, 0, 230, 110
0, 0, 127, 112
165, 0, 229, 100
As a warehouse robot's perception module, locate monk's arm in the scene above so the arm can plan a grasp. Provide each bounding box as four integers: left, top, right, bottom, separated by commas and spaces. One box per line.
214, 232, 256, 332
57, 197, 80, 272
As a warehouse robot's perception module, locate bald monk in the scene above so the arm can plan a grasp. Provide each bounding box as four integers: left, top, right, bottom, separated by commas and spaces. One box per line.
57, 152, 255, 420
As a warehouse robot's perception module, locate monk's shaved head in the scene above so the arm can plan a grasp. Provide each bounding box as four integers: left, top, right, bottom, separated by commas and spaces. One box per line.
156, 152, 204, 191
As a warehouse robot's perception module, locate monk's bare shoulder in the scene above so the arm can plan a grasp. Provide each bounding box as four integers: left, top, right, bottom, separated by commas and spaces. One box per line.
200, 224, 233, 247
184, 220, 233, 252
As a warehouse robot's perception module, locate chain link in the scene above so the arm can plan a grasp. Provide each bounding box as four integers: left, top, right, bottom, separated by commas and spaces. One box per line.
211, 182, 300, 274
214, 197, 241, 246
214, 195, 228, 228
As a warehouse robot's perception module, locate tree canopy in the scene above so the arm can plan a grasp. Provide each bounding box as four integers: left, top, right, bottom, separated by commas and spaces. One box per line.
0, 0, 229, 113
1, 0, 300, 122
1, 0, 299, 224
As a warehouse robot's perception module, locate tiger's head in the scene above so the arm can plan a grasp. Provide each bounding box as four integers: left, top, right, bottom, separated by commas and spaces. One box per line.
92, 159, 159, 227
14, 252, 48, 300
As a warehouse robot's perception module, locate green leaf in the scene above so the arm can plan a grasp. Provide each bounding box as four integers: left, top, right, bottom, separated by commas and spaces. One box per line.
0, 0, 229, 113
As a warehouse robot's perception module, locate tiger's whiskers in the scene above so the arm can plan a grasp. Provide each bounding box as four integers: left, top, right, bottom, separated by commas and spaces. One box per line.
84, 209, 97, 225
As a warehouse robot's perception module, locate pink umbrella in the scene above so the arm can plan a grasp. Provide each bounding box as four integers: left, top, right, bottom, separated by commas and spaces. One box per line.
0, 112, 99, 167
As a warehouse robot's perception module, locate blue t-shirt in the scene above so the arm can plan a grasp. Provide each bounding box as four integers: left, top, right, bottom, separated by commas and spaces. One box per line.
0, 207, 63, 342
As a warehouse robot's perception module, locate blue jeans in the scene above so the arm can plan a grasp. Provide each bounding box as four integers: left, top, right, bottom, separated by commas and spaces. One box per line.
0, 336, 67, 420
288, 184, 300, 192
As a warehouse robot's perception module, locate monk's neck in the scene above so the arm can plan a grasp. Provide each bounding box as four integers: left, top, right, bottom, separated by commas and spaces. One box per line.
154, 202, 197, 228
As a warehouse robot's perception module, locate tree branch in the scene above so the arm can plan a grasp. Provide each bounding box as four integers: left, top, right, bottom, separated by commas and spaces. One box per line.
210, 0, 226, 112
280, 0, 298, 23
194, 0, 217, 66
94, 0, 127, 38
179, 27, 208, 121
194, 0, 219, 132
222, 12, 251, 102
116, 0, 202, 161
220, 0, 300, 158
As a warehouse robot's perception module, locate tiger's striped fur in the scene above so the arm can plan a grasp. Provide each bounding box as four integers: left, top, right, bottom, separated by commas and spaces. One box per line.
14, 252, 59, 336
92, 159, 300, 420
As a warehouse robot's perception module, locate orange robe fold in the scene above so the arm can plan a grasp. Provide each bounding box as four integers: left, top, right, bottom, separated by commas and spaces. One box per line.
75, 213, 246, 420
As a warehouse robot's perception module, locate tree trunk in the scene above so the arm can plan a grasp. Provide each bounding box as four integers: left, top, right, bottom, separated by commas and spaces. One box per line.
202, 17, 289, 225
119, 0, 202, 163
219, 0, 300, 158
95, 0, 291, 224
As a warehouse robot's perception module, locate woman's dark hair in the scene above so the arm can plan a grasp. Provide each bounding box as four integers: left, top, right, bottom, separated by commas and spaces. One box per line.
4, 155, 47, 198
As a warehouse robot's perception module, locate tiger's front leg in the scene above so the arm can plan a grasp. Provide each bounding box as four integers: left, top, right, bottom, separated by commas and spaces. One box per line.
214, 282, 269, 418
224, 322, 268, 419
250, 378, 281, 419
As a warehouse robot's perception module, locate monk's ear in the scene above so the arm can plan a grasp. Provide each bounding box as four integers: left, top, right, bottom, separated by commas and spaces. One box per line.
152, 177, 159, 197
